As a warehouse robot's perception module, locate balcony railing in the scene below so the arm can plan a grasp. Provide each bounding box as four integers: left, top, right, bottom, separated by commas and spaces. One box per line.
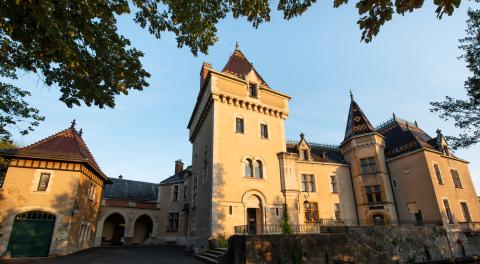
234, 219, 443, 235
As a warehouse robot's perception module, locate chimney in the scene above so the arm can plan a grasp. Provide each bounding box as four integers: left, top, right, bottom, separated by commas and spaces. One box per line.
118, 175, 123, 179
175, 159, 184, 174
200, 62, 212, 88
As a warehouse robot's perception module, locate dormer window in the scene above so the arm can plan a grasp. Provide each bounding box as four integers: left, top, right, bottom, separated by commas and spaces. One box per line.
249, 83, 258, 98
299, 149, 309, 160
443, 145, 450, 156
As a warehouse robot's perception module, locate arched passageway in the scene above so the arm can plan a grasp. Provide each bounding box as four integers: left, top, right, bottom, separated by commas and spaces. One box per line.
7, 211, 56, 257
246, 194, 263, 234
101, 213, 125, 246
132, 215, 153, 244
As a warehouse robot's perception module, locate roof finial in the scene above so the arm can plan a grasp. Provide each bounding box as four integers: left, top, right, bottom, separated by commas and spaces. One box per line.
70, 119, 76, 128
392, 112, 396, 119
436, 128, 442, 135
414, 120, 418, 128
79, 128, 83, 136
349, 90, 354, 101
300, 132, 305, 140
235, 42, 240, 50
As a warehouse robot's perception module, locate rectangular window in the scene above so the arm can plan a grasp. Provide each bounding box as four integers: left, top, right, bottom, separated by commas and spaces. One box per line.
249, 83, 258, 97
303, 150, 309, 160
433, 164, 443, 184
373, 185, 382, 202
167, 212, 180, 232
365, 186, 374, 203
308, 175, 315, 192
461, 202, 472, 222
301, 174, 315, 192
304, 202, 319, 223
235, 118, 244, 133
192, 177, 198, 208
451, 169, 463, 188
360, 157, 376, 174
330, 176, 338, 193
87, 182, 96, 201
334, 203, 341, 220
260, 124, 268, 139
443, 199, 454, 224
37, 173, 50, 191
172, 185, 179, 201
301, 175, 307, 192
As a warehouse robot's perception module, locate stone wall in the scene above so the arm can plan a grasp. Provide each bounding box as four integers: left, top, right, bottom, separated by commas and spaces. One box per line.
224, 226, 480, 264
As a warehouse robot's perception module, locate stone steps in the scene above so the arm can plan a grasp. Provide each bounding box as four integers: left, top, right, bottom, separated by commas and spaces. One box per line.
196, 248, 227, 264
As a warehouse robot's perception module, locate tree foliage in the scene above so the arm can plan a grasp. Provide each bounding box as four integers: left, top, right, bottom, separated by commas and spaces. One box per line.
431, 7, 480, 149
0, 0, 462, 141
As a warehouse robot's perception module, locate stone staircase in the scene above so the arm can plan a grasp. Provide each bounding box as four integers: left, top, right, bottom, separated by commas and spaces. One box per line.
196, 248, 228, 264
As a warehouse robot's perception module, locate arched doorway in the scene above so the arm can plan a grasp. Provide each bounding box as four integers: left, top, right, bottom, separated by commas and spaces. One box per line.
101, 213, 125, 246
372, 214, 385, 226
7, 211, 56, 257
246, 195, 263, 234
132, 215, 153, 245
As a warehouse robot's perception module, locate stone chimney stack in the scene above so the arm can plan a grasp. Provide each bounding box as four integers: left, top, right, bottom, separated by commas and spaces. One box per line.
200, 62, 212, 88
175, 159, 184, 174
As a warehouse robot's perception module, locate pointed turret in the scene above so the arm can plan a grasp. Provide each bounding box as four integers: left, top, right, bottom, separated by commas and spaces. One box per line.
222, 45, 270, 88
0, 122, 110, 183
344, 93, 375, 140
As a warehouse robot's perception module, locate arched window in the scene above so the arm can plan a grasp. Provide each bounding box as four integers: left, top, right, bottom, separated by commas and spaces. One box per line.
372, 214, 385, 225
255, 160, 263, 178
245, 159, 253, 177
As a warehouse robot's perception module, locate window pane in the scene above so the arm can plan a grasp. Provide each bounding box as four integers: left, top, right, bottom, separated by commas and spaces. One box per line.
236, 118, 244, 133
308, 175, 315, 192
255, 160, 263, 178
434, 164, 443, 184
245, 159, 253, 177
37, 173, 50, 191
461, 202, 472, 222
260, 124, 268, 138
249, 84, 257, 97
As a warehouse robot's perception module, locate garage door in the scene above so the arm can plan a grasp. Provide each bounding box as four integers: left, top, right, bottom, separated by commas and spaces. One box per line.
7, 211, 56, 257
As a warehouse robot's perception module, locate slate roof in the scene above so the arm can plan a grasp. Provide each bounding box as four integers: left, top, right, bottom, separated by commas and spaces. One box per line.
222, 48, 270, 88
160, 166, 191, 185
286, 141, 347, 164
344, 98, 375, 140
0, 124, 110, 183
377, 118, 448, 159
104, 177, 159, 202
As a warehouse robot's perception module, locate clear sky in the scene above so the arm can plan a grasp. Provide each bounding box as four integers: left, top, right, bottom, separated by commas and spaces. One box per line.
6, 1, 480, 191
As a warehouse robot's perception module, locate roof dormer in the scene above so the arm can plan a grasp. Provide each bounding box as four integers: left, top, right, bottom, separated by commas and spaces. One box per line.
436, 129, 450, 156
298, 133, 311, 161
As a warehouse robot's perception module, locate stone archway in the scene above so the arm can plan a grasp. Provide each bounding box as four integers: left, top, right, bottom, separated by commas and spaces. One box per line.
132, 214, 153, 245
101, 213, 126, 246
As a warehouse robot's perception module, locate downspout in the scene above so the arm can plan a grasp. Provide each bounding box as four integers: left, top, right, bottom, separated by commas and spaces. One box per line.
385, 161, 401, 222
348, 165, 360, 225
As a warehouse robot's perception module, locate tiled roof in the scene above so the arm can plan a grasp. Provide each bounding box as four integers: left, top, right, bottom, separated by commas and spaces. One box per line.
222, 48, 270, 88
286, 141, 347, 164
0, 125, 109, 183
377, 118, 444, 159
344, 99, 375, 140
104, 178, 159, 202
160, 166, 191, 185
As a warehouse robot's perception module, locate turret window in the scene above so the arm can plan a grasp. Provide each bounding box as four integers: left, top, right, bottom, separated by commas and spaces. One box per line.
244, 158, 264, 179
260, 124, 268, 139
365, 185, 382, 203
236, 118, 244, 133
245, 159, 253, 177
254, 160, 263, 178
360, 157, 376, 174
249, 83, 258, 97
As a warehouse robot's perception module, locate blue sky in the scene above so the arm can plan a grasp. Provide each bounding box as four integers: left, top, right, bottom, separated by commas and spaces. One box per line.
6, 1, 480, 190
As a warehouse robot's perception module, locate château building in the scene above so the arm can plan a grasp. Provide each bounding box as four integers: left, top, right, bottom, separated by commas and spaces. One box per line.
0, 46, 479, 258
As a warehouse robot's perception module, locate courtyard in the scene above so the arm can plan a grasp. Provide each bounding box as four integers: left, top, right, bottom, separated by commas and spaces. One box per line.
0, 246, 203, 264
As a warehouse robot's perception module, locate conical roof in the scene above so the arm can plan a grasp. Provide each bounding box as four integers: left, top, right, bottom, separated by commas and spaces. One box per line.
344, 98, 375, 140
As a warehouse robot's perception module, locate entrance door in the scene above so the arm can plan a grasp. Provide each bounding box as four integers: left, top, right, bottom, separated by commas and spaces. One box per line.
7, 211, 56, 258
247, 208, 257, 234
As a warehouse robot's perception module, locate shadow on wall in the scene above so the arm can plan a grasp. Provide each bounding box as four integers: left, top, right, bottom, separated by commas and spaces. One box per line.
1, 173, 96, 257
211, 163, 226, 245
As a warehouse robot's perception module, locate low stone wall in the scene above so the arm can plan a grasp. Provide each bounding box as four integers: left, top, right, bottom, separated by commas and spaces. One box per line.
224, 226, 480, 264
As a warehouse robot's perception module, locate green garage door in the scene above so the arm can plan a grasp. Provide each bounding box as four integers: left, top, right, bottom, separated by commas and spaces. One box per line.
7, 211, 56, 258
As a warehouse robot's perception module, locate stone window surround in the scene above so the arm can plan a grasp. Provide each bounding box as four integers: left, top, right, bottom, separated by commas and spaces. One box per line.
241, 156, 267, 180
31, 169, 55, 194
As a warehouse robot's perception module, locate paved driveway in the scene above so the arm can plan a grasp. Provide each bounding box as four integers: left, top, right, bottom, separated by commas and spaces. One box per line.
0, 246, 204, 264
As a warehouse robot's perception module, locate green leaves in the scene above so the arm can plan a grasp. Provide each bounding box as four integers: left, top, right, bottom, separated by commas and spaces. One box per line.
431, 8, 480, 149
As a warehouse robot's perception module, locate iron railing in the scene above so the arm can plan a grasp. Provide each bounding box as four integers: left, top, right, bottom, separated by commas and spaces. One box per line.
234, 219, 444, 235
